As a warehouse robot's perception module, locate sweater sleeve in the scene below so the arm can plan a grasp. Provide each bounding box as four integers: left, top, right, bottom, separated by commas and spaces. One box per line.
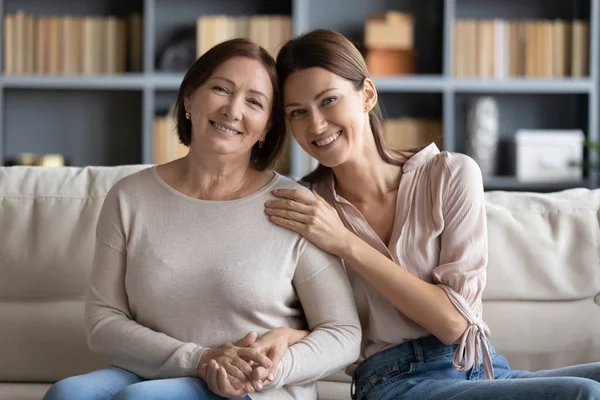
262, 240, 362, 390
84, 184, 205, 379
431, 154, 493, 379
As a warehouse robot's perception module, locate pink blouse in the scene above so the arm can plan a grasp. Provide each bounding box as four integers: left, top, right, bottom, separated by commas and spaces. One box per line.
312, 143, 493, 380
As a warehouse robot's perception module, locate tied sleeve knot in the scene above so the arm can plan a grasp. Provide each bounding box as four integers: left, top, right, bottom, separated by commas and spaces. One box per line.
452, 321, 494, 380
438, 284, 494, 380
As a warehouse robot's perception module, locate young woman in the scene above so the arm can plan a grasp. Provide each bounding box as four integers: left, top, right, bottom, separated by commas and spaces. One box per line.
42, 38, 361, 400
264, 29, 600, 399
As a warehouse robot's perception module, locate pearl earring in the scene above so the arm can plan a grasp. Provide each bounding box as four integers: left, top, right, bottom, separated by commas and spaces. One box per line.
185, 111, 191, 119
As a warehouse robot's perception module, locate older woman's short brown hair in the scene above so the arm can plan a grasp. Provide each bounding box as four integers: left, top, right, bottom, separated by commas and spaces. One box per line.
173, 38, 286, 171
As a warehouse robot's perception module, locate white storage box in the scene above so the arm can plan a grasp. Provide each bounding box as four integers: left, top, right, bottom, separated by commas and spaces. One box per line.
515, 129, 584, 183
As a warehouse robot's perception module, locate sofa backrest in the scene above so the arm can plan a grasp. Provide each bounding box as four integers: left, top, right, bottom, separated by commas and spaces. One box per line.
0, 166, 148, 382
483, 188, 600, 302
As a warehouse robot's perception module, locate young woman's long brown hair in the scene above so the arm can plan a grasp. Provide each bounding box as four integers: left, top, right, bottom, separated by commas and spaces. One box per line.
276, 29, 419, 183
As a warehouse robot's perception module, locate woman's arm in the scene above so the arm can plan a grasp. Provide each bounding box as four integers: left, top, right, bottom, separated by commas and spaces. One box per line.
265, 155, 486, 346
341, 156, 488, 346
85, 239, 207, 379
266, 190, 466, 345
340, 234, 468, 344
249, 327, 310, 381
261, 247, 361, 390
87, 187, 270, 382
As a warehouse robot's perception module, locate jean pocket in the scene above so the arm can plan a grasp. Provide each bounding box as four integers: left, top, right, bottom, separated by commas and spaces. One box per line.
358, 361, 416, 399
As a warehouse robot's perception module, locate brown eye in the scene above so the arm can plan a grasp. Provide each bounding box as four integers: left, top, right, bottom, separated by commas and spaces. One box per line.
248, 99, 263, 108
212, 86, 228, 93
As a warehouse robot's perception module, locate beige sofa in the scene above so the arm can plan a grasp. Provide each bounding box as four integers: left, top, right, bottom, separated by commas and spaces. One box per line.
1, 165, 600, 400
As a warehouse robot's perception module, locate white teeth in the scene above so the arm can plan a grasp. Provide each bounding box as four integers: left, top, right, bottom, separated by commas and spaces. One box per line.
212, 122, 239, 135
315, 131, 341, 147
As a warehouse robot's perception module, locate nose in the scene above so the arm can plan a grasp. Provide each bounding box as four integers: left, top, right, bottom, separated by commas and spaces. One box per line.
308, 110, 327, 135
220, 95, 243, 121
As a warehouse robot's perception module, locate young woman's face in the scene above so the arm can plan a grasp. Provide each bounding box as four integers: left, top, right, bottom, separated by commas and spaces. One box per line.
184, 56, 273, 161
283, 67, 370, 168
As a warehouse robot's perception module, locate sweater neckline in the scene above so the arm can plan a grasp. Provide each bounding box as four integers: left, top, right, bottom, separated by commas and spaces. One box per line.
150, 165, 280, 205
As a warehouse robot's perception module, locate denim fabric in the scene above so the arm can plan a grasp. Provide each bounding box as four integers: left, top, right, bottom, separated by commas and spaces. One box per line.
353, 335, 600, 400
42, 366, 251, 400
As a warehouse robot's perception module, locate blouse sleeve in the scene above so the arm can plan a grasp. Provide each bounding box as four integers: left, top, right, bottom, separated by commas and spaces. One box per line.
431, 153, 494, 380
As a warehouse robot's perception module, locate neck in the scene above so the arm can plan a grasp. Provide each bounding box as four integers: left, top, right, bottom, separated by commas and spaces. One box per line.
179, 149, 258, 200
332, 128, 401, 203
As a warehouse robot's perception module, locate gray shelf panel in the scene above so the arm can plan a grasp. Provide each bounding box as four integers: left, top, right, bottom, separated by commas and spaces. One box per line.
152, 75, 595, 95
452, 78, 594, 94
152, 73, 448, 92
4, 0, 143, 16
152, 73, 184, 90
4, 89, 142, 166
1, 74, 148, 90
372, 76, 447, 92
10, 74, 590, 95
454, 0, 590, 20
483, 176, 591, 192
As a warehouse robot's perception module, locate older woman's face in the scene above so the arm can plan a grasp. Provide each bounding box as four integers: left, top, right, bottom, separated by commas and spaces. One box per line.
184, 56, 273, 162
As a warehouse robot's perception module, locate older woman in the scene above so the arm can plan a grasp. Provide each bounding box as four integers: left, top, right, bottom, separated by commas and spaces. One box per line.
42, 38, 361, 400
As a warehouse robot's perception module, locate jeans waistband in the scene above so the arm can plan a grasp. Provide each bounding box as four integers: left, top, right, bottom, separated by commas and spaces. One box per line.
356, 335, 458, 381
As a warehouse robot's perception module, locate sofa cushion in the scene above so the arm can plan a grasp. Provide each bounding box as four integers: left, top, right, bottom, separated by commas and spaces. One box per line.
0, 300, 109, 382
483, 189, 600, 301
0, 383, 51, 400
484, 298, 600, 371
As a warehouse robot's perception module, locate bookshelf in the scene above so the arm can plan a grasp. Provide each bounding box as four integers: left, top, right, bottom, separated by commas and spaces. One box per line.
0, 0, 598, 192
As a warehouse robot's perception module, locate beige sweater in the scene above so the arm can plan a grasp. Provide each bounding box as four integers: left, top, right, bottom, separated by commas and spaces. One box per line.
312, 144, 493, 379
84, 166, 361, 399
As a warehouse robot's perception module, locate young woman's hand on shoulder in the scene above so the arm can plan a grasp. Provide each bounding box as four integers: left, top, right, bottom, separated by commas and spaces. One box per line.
265, 188, 353, 257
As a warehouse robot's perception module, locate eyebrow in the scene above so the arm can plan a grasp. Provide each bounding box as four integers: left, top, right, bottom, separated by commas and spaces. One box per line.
284, 88, 338, 109
211, 76, 268, 101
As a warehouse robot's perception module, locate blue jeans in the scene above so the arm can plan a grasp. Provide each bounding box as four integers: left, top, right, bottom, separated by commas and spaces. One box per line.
353, 335, 600, 399
42, 366, 251, 400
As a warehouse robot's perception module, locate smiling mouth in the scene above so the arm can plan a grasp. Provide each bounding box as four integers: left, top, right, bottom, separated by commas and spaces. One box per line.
313, 130, 342, 147
210, 120, 242, 135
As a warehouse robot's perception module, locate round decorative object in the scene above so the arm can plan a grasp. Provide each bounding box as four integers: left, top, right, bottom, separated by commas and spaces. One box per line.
466, 96, 499, 177
157, 27, 197, 72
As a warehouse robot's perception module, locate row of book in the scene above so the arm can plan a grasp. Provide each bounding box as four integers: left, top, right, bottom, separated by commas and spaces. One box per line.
196, 15, 292, 58
3, 11, 143, 75
453, 19, 589, 78
383, 118, 443, 150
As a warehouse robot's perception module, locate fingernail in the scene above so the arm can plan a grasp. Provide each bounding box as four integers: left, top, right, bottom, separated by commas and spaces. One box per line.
257, 382, 263, 390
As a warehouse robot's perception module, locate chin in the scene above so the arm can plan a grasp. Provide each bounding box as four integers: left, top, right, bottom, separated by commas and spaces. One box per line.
312, 154, 345, 169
